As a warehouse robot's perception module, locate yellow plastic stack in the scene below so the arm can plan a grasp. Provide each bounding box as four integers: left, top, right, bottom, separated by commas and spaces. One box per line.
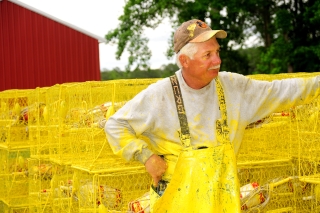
72, 166, 151, 212
0, 89, 32, 212
67, 79, 157, 212
2, 73, 320, 212
18, 79, 157, 213
70, 79, 159, 171
45, 82, 90, 165
28, 158, 75, 213
292, 99, 320, 212
237, 72, 320, 212
28, 87, 51, 160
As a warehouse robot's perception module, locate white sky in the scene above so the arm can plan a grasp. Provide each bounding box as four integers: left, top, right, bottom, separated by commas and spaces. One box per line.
17, 0, 175, 70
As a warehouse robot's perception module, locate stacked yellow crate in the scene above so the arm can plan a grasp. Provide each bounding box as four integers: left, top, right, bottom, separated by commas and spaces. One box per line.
28, 158, 75, 213
291, 97, 320, 212
24, 79, 158, 213
27, 83, 83, 213
67, 79, 158, 212
238, 72, 320, 212
0, 89, 32, 212
2, 73, 320, 212
70, 79, 159, 171
28, 87, 51, 160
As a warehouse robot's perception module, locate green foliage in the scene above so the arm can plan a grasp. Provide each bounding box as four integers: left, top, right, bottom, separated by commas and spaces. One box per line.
257, 37, 293, 74
255, 0, 320, 73
105, 0, 252, 73
220, 48, 250, 75
105, 0, 181, 71
105, 0, 320, 74
100, 63, 179, 80
238, 47, 264, 75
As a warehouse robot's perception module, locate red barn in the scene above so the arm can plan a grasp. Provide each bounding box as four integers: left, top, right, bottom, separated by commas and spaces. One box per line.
0, 0, 105, 91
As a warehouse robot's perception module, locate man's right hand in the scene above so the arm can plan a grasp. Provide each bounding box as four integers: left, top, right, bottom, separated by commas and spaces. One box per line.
145, 154, 167, 187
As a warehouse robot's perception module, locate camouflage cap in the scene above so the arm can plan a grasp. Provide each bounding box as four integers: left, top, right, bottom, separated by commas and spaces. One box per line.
173, 19, 227, 53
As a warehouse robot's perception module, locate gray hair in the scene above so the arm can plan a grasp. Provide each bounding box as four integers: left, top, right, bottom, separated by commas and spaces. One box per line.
176, 42, 199, 68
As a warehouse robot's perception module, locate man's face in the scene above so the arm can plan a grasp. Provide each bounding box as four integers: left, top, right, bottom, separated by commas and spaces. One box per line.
182, 37, 221, 88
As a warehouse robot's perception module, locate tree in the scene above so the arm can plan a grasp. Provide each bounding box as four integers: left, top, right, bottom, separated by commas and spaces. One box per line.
105, 0, 320, 74
158, 63, 179, 77
256, 0, 320, 73
100, 64, 178, 80
105, 0, 251, 73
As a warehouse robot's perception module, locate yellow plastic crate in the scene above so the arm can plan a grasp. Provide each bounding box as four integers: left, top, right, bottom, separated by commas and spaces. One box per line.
27, 87, 51, 160
2, 74, 320, 212
0, 199, 29, 213
43, 82, 112, 166
0, 202, 54, 213
237, 160, 302, 212
292, 96, 320, 213
0, 121, 29, 149
247, 72, 320, 82
49, 163, 77, 213
238, 114, 292, 164
0, 173, 29, 205
63, 80, 158, 171
28, 158, 76, 213
29, 125, 58, 160
26, 87, 48, 127
105, 78, 161, 103
0, 89, 33, 149
28, 84, 69, 160
28, 158, 54, 207
238, 72, 320, 212
64, 127, 114, 169
0, 147, 29, 174
73, 168, 151, 213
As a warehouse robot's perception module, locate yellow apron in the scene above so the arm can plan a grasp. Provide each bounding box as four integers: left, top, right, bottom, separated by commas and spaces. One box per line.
150, 75, 241, 212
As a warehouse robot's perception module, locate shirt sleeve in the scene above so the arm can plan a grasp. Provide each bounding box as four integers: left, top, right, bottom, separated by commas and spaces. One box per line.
235, 74, 320, 124
104, 87, 157, 164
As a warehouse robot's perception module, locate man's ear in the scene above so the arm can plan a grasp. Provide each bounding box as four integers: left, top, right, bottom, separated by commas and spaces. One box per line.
179, 54, 189, 68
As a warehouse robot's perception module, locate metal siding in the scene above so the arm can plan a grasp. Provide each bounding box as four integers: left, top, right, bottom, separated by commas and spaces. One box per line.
45, 17, 57, 84
8, 3, 17, 87
1, 2, 11, 90
72, 30, 81, 81
68, 26, 79, 82
83, 36, 91, 81
79, 33, 86, 81
0, 3, 4, 88
19, 8, 30, 87
0, 0, 101, 92
33, 11, 41, 87
25, 8, 36, 88
94, 40, 101, 80
0, 6, 3, 88
57, 24, 66, 84
15, 6, 23, 88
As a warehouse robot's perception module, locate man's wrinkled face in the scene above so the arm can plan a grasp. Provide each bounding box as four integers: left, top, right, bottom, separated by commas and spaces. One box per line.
184, 37, 221, 87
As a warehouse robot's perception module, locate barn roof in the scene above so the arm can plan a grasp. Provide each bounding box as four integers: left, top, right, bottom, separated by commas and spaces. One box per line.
8, 0, 106, 43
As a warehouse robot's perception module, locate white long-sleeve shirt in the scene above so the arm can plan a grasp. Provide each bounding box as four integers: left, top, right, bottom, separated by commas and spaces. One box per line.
104, 70, 320, 164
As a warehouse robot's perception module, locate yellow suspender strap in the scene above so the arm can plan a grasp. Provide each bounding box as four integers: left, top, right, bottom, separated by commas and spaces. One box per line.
215, 77, 231, 144
170, 75, 191, 148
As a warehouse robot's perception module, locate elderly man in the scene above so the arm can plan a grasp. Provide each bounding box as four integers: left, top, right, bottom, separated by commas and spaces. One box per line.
105, 19, 320, 212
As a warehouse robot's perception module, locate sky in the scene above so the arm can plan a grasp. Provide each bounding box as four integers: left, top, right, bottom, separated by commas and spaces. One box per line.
17, 0, 175, 70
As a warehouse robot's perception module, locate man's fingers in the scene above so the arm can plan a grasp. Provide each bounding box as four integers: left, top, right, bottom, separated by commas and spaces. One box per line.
153, 176, 161, 187
145, 154, 168, 186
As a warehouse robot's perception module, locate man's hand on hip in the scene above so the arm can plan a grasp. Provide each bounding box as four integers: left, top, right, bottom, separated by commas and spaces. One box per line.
145, 154, 167, 187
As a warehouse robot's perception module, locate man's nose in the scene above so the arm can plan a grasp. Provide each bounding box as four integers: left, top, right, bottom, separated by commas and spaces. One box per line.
212, 54, 221, 64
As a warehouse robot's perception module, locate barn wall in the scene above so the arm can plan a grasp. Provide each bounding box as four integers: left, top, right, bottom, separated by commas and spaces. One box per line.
0, 0, 101, 91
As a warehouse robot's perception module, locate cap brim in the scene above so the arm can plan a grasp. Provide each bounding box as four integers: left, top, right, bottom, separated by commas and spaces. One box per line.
189, 30, 227, 43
